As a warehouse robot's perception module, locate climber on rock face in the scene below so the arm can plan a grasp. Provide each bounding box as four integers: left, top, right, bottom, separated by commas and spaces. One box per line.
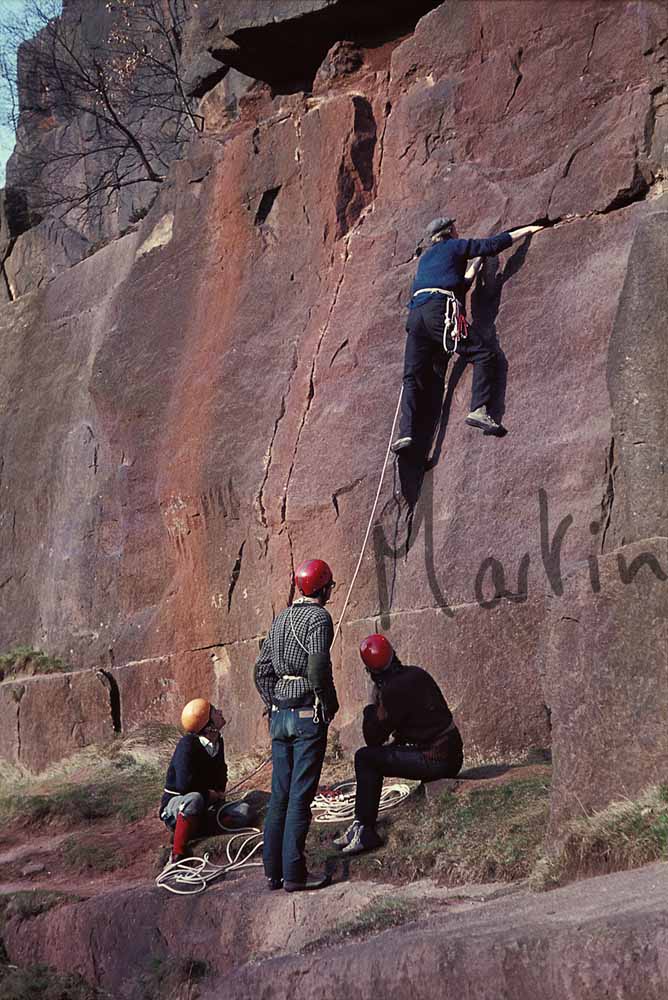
334, 635, 463, 855
254, 558, 339, 892
160, 698, 251, 865
391, 216, 544, 450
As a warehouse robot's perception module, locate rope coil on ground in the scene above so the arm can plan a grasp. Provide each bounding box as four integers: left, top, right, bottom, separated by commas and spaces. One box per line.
156, 804, 264, 895
312, 780, 412, 824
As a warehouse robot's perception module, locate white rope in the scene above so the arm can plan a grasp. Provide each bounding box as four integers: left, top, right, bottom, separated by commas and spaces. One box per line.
312, 779, 412, 824
156, 803, 264, 895
332, 385, 403, 644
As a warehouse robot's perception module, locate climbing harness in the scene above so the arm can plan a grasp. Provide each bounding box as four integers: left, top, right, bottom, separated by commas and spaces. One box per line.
156, 801, 263, 895
312, 779, 413, 823
443, 292, 468, 353
288, 603, 323, 723
412, 287, 467, 353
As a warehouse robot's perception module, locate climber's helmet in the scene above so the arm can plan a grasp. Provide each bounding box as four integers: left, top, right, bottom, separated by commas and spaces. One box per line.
181, 698, 225, 734
294, 559, 335, 599
359, 634, 394, 672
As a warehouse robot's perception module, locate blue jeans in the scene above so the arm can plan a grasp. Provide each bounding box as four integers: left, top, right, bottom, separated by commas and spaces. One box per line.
354, 739, 463, 826
263, 706, 327, 883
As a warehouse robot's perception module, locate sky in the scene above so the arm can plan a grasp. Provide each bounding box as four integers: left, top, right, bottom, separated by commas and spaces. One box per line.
0, 0, 63, 185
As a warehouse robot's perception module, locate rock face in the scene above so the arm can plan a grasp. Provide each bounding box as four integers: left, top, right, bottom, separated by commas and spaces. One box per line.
3, 864, 668, 999
0, 0, 666, 850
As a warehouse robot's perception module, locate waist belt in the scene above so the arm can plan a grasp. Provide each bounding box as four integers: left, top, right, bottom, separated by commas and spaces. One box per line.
413, 287, 455, 296
282, 674, 303, 681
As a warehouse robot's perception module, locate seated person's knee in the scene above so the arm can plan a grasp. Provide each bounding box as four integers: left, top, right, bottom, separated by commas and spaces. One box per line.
180, 791, 205, 817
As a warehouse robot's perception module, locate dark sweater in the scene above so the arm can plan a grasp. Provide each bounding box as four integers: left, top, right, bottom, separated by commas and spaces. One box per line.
409, 232, 513, 307
159, 733, 227, 813
362, 661, 455, 749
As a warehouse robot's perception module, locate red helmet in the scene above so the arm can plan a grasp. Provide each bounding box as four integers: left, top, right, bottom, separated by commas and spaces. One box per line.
295, 558, 333, 596
360, 634, 394, 672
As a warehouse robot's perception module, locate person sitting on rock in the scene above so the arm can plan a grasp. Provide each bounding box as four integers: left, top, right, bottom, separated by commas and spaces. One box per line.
254, 558, 339, 892
160, 698, 251, 864
391, 216, 544, 450
334, 634, 463, 855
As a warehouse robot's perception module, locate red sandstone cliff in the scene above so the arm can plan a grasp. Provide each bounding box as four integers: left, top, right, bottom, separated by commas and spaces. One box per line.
0, 0, 666, 837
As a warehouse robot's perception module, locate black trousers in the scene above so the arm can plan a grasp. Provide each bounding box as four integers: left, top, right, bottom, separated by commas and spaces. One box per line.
399, 296, 496, 438
354, 737, 464, 827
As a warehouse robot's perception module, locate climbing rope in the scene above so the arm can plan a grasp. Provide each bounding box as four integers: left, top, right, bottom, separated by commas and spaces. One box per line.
221, 387, 405, 787
156, 803, 263, 895
312, 779, 413, 823
332, 385, 403, 644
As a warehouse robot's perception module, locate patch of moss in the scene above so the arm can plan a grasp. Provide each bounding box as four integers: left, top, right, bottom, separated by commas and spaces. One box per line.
0, 647, 70, 682
305, 897, 421, 952
61, 836, 124, 874
0, 890, 79, 926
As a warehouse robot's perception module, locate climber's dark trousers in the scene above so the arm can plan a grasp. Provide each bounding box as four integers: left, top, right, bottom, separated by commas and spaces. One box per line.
354, 742, 464, 827
399, 296, 496, 438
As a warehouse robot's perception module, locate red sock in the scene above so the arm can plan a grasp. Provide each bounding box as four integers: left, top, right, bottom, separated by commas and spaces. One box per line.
173, 813, 200, 857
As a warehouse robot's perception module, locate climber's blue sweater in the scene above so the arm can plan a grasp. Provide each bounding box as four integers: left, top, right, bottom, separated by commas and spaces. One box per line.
159, 733, 227, 813
409, 231, 513, 307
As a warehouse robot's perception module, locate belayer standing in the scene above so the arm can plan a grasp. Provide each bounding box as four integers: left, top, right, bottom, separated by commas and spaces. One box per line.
391, 216, 544, 449
160, 698, 251, 864
335, 634, 463, 855
254, 558, 339, 891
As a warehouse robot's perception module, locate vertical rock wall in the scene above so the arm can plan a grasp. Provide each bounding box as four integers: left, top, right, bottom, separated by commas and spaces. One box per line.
0, 1, 666, 838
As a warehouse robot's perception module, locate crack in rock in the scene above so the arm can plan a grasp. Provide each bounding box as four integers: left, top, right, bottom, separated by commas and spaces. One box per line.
600, 436, 617, 552
227, 539, 246, 612
582, 19, 603, 75
504, 48, 523, 115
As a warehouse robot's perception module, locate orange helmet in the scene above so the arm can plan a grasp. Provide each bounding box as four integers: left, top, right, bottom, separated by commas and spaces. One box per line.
181, 698, 211, 733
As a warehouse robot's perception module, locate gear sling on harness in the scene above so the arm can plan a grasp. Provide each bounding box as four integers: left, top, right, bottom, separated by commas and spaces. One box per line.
413, 287, 468, 353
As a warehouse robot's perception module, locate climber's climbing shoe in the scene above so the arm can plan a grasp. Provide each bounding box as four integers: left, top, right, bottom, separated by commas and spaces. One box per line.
465, 406, 500, 434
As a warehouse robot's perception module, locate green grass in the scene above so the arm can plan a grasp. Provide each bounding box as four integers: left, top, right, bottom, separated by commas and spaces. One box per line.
1, 762, 165, 829
307, 774, 551, 885
304, 897, 421, 952
0, 728, 176, 830
531, 784, 668, 890
0, 647, 71, 681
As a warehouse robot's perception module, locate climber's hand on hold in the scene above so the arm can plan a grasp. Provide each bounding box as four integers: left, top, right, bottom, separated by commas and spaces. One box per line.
464, 257, 483, 285
509, 224, 544, 242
